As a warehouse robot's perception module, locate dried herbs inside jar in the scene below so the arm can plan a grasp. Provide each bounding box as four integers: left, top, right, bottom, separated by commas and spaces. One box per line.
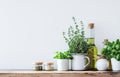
35, 62, 43, 71
44, 62, 54, 71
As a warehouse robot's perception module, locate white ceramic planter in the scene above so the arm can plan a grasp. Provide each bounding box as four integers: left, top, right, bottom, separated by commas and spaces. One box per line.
72, 54, 90, 70
56, 59, 69, 71
69, 59, 72, 70
96, 59, 109, 71
111, 58, 120, 71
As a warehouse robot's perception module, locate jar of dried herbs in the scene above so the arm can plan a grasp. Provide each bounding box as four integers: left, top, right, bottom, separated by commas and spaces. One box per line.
44, 62, 54, 71
35, 62, 43, 71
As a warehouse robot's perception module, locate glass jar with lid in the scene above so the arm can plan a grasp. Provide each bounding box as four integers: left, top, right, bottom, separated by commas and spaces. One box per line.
34, 62, 43, 71
44, 62, 54, 71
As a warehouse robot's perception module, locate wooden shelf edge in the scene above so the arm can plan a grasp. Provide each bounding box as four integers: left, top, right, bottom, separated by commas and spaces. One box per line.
0, 70, 119, 74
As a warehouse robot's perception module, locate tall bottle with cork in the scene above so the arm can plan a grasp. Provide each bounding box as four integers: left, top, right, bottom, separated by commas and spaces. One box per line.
102, 39, 112, 70
87, 23, 98, 70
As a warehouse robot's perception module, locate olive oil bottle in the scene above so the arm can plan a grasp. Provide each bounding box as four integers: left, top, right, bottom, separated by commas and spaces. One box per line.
87, 23, 98, 70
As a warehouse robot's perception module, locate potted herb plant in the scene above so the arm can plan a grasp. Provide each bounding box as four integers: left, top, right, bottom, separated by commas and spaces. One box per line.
53, 51, 72, 71
102, 39, 120, 71
63, 17, 90, 70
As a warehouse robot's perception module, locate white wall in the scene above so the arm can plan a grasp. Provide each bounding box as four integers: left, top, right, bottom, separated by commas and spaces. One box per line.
0, 0, 120, 69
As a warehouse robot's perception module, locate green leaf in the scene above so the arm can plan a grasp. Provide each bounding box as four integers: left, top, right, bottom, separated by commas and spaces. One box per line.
116, 55, 120, 61
53, 51, 73, 59
115, 44, 120, 50
102, 39, 120, 61
62, 17, 88, 54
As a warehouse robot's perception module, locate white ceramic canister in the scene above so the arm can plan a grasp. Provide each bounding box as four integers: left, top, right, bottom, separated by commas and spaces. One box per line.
96, 59, 109, 71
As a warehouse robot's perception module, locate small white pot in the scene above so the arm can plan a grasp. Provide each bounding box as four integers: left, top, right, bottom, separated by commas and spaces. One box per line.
96, 59, 109, 71
111, 58, 120, 71
56, 59, 69, 71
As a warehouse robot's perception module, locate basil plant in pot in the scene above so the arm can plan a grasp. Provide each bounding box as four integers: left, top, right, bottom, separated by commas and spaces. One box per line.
102, 39, 120, 71
53, 51, 73, 71
63, 17, 90, 70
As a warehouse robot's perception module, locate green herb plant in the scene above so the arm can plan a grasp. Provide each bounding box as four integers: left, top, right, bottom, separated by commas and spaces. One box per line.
53, 51, 73, 59
63, 17, 89, 54
102, 39, 120, 61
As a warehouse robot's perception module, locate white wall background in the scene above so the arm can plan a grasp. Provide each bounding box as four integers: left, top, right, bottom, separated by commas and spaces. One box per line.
0, 0, 120, 69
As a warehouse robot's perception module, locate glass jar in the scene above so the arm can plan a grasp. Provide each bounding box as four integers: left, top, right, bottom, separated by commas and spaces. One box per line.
35, 62, 43, 71
44, 62, 54, 71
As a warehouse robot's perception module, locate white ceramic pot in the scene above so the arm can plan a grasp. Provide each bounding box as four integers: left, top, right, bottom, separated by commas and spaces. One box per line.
111, 58, 120, 71
96, 59, 109, 71
69, 59, 72, 70
72, 54, 90, 70
56, 59, 69, 71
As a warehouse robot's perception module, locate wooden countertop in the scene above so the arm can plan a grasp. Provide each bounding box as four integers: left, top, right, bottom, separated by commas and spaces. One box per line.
0, 70, 118, 73
0, 69, 119, 73
0, 70, 119, 77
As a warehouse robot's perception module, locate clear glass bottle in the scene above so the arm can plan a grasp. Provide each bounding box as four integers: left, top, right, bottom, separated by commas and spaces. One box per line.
102, 39, 112, 70
87, 23, 98, 70
103, 39, 108, 48
35, 62, 43, 71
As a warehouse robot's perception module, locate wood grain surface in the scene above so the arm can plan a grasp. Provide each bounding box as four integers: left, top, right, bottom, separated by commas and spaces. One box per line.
0, 70, 119, 77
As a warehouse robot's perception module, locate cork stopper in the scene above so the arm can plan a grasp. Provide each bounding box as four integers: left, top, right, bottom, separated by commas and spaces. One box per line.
104, 39, 108, 42
45, 62, 54, 65
88, 23, 94, 29
97, 55, 105, 59
35, 62, 43, 65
